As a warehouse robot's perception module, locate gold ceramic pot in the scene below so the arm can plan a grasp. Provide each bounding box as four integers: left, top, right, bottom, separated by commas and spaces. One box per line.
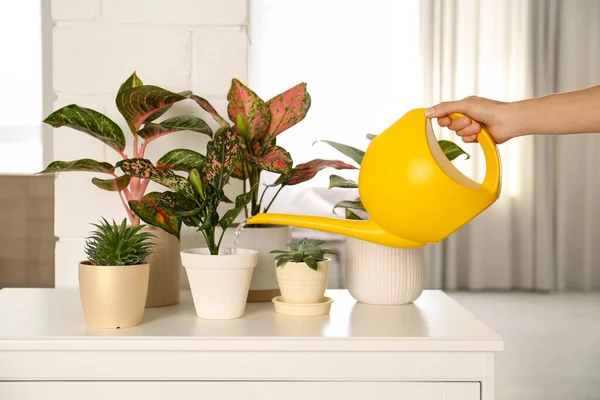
78, 261, 149, 329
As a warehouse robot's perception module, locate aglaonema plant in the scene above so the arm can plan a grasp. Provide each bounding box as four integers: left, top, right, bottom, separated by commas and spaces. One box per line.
118, 127, 254, 255
194, 79, 356, 217
324, 134, 471, 219
39, 72, 213, 238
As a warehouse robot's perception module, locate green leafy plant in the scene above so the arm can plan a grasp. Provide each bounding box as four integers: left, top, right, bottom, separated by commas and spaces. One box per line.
39, 72, 213, 238
270, 238, 338, 270
121, 127, 253, 255
195, 79, 355, 217
324, 134, 470, 219
84, 218, 156, 266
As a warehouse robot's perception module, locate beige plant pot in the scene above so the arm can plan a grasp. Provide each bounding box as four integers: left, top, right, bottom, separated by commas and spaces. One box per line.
222, 225, 291, 302
345, 237, 425, 305
143, 226, 181, 308
275, 258, 330, 304
78, 261, 149, 329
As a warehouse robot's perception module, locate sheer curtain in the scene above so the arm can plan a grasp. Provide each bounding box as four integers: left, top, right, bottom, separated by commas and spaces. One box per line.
420, 0, 600, 291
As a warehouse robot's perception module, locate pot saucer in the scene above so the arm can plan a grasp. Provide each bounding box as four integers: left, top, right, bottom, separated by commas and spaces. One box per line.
271, 296, 333, 316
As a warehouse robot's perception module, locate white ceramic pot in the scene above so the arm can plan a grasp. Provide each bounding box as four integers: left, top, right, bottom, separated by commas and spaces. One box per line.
345, 237, 425, 305
181, 248, 258, 319
222, 225, 291, 302
275, 258, 330, 304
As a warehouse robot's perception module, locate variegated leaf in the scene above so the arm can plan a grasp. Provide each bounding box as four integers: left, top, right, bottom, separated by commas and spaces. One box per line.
91, 175, 131, 191
116, 85, 187, 132
157, 149, 205, 172
438, 140, 470, 161
320, 140, 364, 166
227, 79, 270, 141
266, 82, 311, 137
153, 191, 199, 216
219, 187, 256, 229
273, 159, 356, 186
191, 94, 229, 128
43, 105, 126, 152
333, 198, 365, 214
39, 159, 114, 174
329, 174, 358, 189
200, 127, 241, 191
137, 115, 213, 140
116, 158, 194, 198
246, 145, 292, 175
117, 71, 143, 96
129, 192, 181, 238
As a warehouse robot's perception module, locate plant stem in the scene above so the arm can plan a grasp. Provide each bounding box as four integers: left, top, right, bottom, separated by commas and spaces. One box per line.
137, 178, 150, 200
258, 185, 269, 211
242, 163, 248, 218
264, 185, 285, 213
133, 133, 139, 158
250, 169, 261, 215
118, 189, 138, 225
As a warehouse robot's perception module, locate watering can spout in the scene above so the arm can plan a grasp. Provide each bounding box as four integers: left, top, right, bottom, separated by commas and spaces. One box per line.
246, 213, 424, 248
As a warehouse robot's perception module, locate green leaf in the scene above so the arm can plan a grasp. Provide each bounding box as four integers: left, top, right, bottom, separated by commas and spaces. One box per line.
345, 208, 364, 220
157, 149, 205, 172
137, 115, 213, 140
219, 186, 256, 229
128, 192, 182, 238
333, 199, 366, 215
151, 191, 199, 216
43, 105, 126, 152
329, 174, 358, 189
116, 85, 187, 132
366, 133, 377, 141
438, 140, 470, 161
200, 127, 242, 191
304, 256, 318, 271
272, 159, 356, 186
320, 140, 364, 165
91, 175, 131, 191
118, 71, 144, 96
117, 158, 194, 198
39, 159, 114, 174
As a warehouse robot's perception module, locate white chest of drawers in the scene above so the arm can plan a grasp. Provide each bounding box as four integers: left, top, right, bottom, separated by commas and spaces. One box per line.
0, 288, 502, 400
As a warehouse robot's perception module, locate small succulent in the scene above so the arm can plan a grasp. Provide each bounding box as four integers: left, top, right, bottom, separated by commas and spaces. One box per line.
84, 218, 156, 266
270, 238, 337, 270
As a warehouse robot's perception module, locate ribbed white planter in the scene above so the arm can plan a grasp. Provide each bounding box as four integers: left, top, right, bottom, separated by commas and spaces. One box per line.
345, 237, 425, 305
181, 248, 258, 319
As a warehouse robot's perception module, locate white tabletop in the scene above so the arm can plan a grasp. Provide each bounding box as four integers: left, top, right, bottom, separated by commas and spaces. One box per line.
0, 288, 503, 352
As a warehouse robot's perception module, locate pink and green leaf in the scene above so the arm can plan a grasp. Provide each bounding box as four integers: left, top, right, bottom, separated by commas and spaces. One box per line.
116, 158, 194, 198
227, 79, 270, 141
246, 145, 293, 175
273, 159, 356, 186
91, 174, 131, 191
157, 149, 205, 172
43, 105, 126, 152
200, 127, 241, 191
116, 85, 187, 132
153, 191, 200, 216
128, 192, 182, 238
266, 82, 311, 137
38, 159, 114, 174
191, 95, 229, 128
137, 115, 213, 140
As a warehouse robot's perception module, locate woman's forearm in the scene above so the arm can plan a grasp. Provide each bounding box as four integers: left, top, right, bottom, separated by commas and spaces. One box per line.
512, 85, 600, 137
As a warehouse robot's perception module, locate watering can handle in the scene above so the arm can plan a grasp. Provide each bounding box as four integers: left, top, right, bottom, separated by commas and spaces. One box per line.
449, 113, 501, 197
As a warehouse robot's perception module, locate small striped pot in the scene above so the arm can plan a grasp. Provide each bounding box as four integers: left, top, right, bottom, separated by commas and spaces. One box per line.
345, 237, 425, 305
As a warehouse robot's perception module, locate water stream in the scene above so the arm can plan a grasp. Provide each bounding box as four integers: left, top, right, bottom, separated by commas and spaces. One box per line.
227, 220, 247, 255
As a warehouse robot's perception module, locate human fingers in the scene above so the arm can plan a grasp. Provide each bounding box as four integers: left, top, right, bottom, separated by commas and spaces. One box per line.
437, 116, 452, 127
456, 122, 482, 137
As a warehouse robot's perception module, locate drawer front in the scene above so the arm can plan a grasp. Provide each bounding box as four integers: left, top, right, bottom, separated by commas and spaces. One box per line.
0, 382, 479, 400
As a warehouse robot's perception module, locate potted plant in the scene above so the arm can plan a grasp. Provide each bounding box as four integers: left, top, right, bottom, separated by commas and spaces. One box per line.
195, 79, 355, 302
79, 218, 155, 329
40, 72, 213, 308
323, 134, 470, 305
269, 238, 337, 316
120, 127, 259, 319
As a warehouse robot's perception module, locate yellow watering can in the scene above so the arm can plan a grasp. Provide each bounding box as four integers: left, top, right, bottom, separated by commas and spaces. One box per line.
247, 108, 502, 248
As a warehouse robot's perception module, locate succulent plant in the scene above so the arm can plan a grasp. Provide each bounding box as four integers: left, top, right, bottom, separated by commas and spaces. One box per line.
270, 238, 337, 270
84, 218, 156, 266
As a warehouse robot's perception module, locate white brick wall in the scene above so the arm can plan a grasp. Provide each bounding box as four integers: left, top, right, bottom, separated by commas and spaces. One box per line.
50, 0, 248, 287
